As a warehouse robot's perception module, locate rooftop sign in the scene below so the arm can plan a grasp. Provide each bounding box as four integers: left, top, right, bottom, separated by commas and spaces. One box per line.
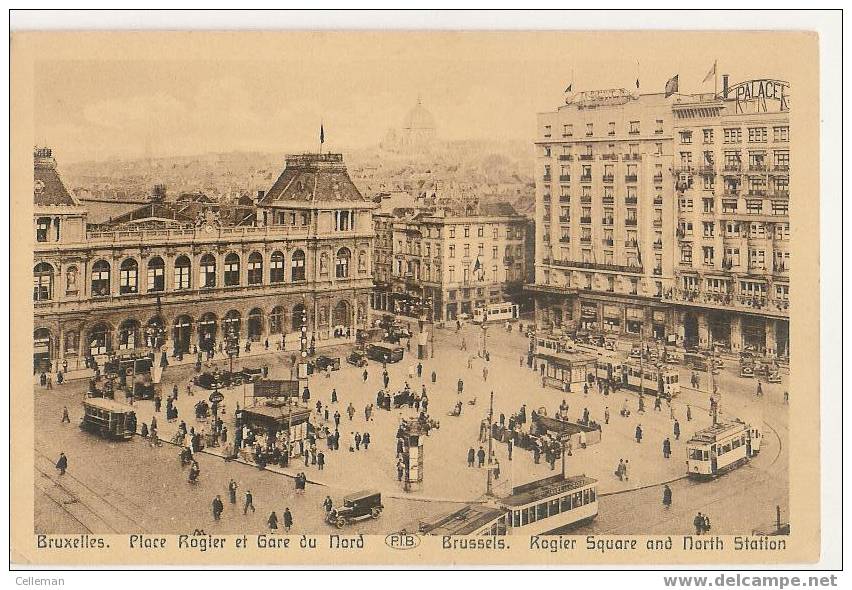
726, 79, 790, 114
567, 88, 634, 108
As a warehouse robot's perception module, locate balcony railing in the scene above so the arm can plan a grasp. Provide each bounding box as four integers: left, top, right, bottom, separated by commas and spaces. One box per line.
580, 195, 592, 204
673, 166, 693, 174
722, 164, 742, 173
542, 175, 552, 182
748, 164, 768, 172
579, 216, 592, 224
579, 154, 594, 161
653, 241, 663, 249
663, 289, 789, 315
602, 238, 614, 246
772, 164, 790, 173
559, 196, 571, 203
601, 218, 614, 225
559, 175, 571, 182
558, 215, 570, 223
652, 219, 663, 227
580, 236, 592, 243
625, 218, 638, 226
625, 196, 638, 205
602, 174, 614, 183
653, 267, 663, 275
558, 154, 573, 161
747, 190, 767, 197
543, 194, 551, 201
580, 175, 592, 183
558, 237, 570, 244
653, 196, 664, 206
548, 259, 645, 274
625, 174, 638, 182
653, 174, 664, 183
624, 240, 639, 248
623, 154, 642, 161
602, 196, 614, 204
601, 153, 618, 161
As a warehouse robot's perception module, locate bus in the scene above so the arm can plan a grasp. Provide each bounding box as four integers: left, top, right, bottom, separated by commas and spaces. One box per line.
686, 418, 761, 478
365, 342, 404, 364
621, 362, 680, 399
472, 302, 520, 324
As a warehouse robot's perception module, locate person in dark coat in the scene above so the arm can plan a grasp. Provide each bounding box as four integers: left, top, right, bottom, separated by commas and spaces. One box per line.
431, 370, 436, 383
635, 424, 643, 443
212, 495, 224, 521
323, 496, 333, 513
55, 452, 67, 475
467, 447, 475, 467
363, 432, 371, 450
317, 451, 325, 470
662, 484, 673, 508
663, 437, 671, 459
267, 511, 279, 532
61, 406, 70, 424
477, 446, 486, 468
228, 479, 238, 504
673, 420, 681, 440
331, 389, 338, 404
457, 379, 464, 395
243, 490, 255, 514
282, 508, 293, 532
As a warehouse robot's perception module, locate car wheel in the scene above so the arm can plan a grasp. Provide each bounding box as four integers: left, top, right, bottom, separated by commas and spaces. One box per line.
335, 518, 345, 529
371, 507, 382, 518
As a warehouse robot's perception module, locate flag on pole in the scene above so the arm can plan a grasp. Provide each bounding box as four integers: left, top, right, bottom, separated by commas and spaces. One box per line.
320, 124, 325, 144
703, 60, 717, 84
636, 78, 640, 90
473, 256, 482, 272
564, 83, 572, 93
664, 74, 679, 97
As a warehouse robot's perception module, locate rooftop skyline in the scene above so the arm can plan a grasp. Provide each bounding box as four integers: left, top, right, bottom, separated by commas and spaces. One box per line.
32, 31, 795, 164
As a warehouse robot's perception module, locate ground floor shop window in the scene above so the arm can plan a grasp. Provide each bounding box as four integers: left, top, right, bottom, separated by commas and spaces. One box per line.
626, 320, 642, 334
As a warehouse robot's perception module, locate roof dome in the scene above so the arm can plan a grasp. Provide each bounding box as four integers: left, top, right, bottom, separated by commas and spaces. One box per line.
403, 98, 436, 130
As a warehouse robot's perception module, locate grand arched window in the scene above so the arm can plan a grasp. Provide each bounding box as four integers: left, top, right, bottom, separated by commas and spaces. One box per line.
174, 255, 191, 290
224, 253, 240, 286
147, 257, 165, 292
247, 252, 263, 285
118, 319, 141, 350
33, 262, 54, 301
291, 249, 306, 281
119, 259, 139, 294
270, 251, 285, 283
335, 247, 351, 279
291, 303, 307, 331
200, 254, 217, 288
269, 306, 286, 334
91, 260, 111, 297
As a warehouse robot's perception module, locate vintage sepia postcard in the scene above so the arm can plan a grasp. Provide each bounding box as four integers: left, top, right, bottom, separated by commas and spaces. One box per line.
10, 23, 832, 568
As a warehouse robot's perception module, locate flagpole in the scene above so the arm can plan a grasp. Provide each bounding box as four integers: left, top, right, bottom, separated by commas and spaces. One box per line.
714, 60, 718, 99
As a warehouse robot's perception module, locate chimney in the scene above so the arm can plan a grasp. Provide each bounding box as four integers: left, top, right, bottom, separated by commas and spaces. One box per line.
722, 75, 729, 99
257, 190, 265, 200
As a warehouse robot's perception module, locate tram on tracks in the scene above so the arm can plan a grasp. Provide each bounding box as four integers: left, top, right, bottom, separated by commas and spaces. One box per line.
686, 418, 761, 478
410, 474, 599, 536
80, 397, 137, 440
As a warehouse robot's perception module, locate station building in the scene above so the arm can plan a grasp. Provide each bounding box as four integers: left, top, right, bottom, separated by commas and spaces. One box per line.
32, 148, 376, 372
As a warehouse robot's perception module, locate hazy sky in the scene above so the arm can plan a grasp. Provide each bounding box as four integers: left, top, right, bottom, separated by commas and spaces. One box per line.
31, 31, 796, 163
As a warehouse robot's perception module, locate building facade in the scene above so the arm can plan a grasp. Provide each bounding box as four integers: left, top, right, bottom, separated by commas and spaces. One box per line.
532, 90, 677, 341
33, 149, 376, 372
531, 78, 790, 357
665, 77, 790, 357
371, 203, 530, 321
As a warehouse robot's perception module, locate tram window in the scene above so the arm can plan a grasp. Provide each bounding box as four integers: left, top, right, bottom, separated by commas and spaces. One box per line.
549, 498, 560, 516
732, 439, 740, 449
573, 491, 583, 507
583, 489, 590, 504
703, 451, 709, 460
689, 449, 704, 460
527, 507, 536, 523
537, 502, 549, 520
590, 488, 596, 502
520, 509, 529, 526
561, 494, 572, 511
741, 435, 747, 445
513, 510, 521, 527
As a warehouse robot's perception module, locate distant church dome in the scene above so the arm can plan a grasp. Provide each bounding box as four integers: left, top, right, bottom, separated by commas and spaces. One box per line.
403, 98, 437, 131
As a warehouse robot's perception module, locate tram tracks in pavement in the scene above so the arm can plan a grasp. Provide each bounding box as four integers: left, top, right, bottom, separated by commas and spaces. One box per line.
34, 447, 153, 534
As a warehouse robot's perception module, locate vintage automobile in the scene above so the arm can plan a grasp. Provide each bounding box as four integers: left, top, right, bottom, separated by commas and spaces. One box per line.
314, 356, 341, 372
767, 371, 782, 383
326, 490, 384, 528
193, 371, 227, 390
740, 365, 755, 378
239, 367, 264, 383
346, 349, 368, 367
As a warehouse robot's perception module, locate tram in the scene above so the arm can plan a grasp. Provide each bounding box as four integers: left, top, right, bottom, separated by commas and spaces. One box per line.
472, 302, 520, 324
621, 362, 680, 399
686, 418, 761, 478
80, 397, 137, 440
410, 473, 598, 536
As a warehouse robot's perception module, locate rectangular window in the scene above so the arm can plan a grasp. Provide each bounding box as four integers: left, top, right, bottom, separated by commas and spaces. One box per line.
723, 128, 742, 143
703, 129, 714, 143
120, 267, 138, 294
147, 266, 164, 292
773, 126, 789, 142
655, 119, 664, 134
585, 122, 593, 136
449, 227, 455, 238
748, 127, 768, 143
175, 265, 190, 290
563, 124, 573, 137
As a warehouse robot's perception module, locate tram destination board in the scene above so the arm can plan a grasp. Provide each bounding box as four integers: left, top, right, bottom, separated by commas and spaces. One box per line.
253, 379, 299, 398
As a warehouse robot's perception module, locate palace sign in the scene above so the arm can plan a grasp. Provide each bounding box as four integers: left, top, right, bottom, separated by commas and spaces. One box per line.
727, 79, 789, 114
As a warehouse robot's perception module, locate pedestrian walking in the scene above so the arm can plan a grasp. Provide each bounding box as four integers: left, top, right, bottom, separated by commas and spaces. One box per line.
604, 406, 610, 424
243, 490, 256, 514
317, 451, 325, 470
622, 459, 629, 481
363, 432, 371, 450
635, 424, 643, 443
363, 369, 368, 382
673, 420, 681, 441
615, 458, 625, 481
784, 390, 789, 404
397, 459, 404, 481
507, 438, 513, 461
212, 495, 224, 521
663, 437, 671, 459
283, 508, 293, 532
457, 379, 464, 395
482, 366, 488, 382
267, 511, 279, 532
477, 446, 486, 468
431, 370, 436, 383
55, 452, 67, 476
467, 447, 475, 467
686, 405, 692, 421
323, 496, 333, 513
756, 381, 763, 397
662, 484, 672, 508
228, 479, 238, 504
694, 512, 705, 535
331, 388, 338, 404
355, 432, 362, 451
61, 406, 70, 424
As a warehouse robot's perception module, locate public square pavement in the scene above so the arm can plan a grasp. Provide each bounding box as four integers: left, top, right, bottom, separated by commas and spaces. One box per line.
41, 321, 789, 512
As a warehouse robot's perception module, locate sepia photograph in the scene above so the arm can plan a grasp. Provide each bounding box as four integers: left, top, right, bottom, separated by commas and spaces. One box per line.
8, 11, 841, 571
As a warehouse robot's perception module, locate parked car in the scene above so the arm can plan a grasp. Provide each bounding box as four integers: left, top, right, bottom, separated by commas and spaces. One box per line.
239, 367, 264, 383
740, 365, 755, 378
314, 356, 340, 372
767, 371, 782, 383
346, 350, 368, 367
326, 490, 383, 528
193, 371, 227, 390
